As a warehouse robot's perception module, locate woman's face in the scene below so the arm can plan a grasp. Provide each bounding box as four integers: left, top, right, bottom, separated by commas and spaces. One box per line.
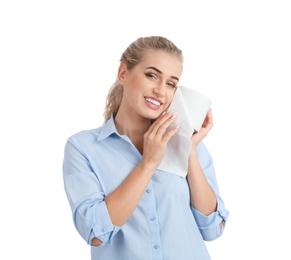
119, 50, 182, 120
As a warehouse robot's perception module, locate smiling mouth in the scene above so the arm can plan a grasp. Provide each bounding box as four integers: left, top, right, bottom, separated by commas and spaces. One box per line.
145, 97, 162, 106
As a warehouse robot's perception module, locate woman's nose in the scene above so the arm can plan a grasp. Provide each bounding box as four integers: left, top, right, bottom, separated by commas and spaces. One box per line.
153, 83, 165, 97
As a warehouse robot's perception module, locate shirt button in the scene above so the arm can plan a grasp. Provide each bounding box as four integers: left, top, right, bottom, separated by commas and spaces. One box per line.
146, 188, 151, 193
101, 227, 106, 233
153, 244, 159, 250
150, 216, 156, 221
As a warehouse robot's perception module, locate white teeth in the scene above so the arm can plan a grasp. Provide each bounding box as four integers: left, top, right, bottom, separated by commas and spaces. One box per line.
145, 98, 161, 106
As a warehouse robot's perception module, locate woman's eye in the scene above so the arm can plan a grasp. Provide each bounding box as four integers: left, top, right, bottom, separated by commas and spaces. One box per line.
146, 73, 157, 79
167, 82, 177, 88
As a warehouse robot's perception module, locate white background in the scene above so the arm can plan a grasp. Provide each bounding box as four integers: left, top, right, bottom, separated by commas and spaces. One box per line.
1, 1, 290, 259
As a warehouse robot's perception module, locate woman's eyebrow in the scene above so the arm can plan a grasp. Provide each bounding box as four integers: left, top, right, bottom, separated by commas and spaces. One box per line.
146, 66, 179, 81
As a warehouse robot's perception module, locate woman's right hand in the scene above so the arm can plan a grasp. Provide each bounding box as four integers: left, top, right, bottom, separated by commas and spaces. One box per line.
141, 111, 180, 169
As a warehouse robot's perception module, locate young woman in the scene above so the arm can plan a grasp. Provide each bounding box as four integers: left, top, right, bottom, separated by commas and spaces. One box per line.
63, 36, 229, 260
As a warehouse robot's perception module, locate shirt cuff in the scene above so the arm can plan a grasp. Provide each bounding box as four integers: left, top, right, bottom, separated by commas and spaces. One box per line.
191, 197, 229, 241
88, 201, 121, 246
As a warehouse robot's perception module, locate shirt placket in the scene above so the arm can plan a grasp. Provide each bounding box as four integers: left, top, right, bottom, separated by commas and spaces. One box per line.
145, 181, 163, 260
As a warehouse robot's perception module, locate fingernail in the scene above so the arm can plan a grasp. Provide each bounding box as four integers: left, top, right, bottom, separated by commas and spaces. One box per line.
171, 114, 177, 119
167, 110, 174, 114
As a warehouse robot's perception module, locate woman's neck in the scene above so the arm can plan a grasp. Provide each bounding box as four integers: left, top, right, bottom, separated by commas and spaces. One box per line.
114, 110, 151, 154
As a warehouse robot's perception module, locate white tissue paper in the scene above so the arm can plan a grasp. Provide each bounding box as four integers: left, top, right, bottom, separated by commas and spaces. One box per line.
157, 86, 212, 177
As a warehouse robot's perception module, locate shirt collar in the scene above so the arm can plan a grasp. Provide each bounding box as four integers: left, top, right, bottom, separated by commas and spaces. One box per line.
97, 115, 118, 141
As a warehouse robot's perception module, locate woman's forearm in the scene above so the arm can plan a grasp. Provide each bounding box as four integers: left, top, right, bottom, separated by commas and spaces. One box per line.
91, 161, 155, 246
187, 150, 217, 216
105, 160, 155, 227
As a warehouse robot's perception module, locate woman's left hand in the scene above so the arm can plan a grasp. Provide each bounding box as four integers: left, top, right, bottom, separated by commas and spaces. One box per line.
190, 109, 213, 148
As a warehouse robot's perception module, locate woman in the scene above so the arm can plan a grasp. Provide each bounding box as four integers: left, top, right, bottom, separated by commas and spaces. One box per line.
63, 36, 229, 260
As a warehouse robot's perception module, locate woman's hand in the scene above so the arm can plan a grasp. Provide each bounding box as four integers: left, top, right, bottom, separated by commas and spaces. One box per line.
190, 109, 213, 148
142, 111, 179, 169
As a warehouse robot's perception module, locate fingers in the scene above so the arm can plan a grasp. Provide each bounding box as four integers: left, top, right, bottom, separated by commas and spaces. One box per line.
204, 109, 213, 130
207, 109, 213, 124
162, 123, 180, 143
143, 110, 180, 152
142, 110, 179, 168
146, 110, 178, 140
191, 109, 214, 147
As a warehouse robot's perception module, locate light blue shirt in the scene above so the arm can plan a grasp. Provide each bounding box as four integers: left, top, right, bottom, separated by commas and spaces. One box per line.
63, 115, 229, 260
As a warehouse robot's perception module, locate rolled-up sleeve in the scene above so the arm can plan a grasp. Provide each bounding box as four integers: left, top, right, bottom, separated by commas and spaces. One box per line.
191, 195, 229, 241
63, 137, 121, 246
191, 141, 230, 241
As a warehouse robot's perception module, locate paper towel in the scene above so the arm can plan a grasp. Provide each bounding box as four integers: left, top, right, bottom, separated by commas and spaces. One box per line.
157, 86, 212, 177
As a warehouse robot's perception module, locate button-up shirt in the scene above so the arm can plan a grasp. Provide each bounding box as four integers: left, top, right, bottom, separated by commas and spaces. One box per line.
63, 115, 229, 260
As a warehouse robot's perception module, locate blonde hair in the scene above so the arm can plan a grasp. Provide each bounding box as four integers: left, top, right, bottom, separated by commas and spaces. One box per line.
103, 36, 183, 122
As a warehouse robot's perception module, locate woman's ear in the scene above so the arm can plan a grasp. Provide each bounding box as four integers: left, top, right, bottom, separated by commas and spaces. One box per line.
117, 63, 127, 84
